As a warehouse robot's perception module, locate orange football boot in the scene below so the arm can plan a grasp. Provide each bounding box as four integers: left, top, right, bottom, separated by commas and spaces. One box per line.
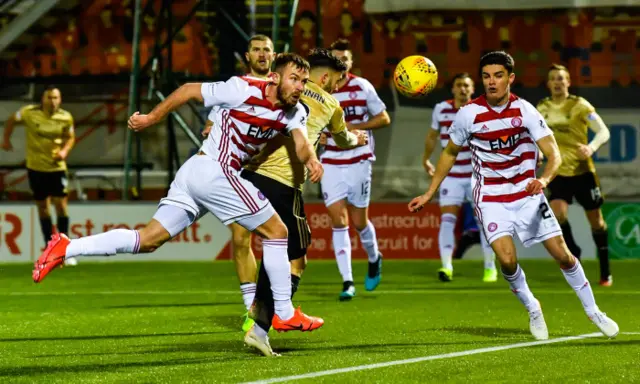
33, 233, 70, 283
272, 307, 324, 332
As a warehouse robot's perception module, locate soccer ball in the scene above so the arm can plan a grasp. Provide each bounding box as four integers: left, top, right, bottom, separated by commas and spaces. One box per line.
393, 55, 438, 98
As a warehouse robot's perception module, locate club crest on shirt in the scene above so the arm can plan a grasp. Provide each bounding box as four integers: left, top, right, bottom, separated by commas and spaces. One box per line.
488, 222, 498, 232
257, 191, 266, 201
349, 91, 357, 100
511, 117, 522, 128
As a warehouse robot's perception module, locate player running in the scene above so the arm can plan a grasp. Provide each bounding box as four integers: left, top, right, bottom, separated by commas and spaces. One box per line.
422, 73, 497, 282
409, 51, 618, 340
32, 53, 325, 337
537, 64, 612, 286
320, 39, 391, 300
2, 86, 78, 266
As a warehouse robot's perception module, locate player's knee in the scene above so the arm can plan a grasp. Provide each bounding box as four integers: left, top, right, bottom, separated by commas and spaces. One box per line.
495, 246, 518, 271
587, 214, 606, 231
35, 201, 50, 217
291, 255, 307, 274
263, 221, 288, 240
52, 199, 68, 216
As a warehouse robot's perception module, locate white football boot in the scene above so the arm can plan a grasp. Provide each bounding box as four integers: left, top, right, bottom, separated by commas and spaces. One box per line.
529, 300, 549, 340
244, 326, 280, 357
589, 311, 619, 338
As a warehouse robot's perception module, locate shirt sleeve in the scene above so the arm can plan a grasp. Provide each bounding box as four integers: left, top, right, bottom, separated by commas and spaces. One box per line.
286, 102, 309, 136
578, 97, 597, 121
328, 106, 347, 134
523, 102, 553, 142
200, 77, 248, 108
448, 108, 470, 146
362, 79, 386, 117
328, 107, 358, 147
430, 104, 441, 131
14, 106, 31, 122
66, 114, 75, 135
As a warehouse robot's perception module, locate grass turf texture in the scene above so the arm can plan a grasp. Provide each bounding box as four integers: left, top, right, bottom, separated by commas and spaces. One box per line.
1, 259, 638, 383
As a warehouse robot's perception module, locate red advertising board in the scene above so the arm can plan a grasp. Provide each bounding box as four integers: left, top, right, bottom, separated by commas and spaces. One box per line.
217, 202, 442, 260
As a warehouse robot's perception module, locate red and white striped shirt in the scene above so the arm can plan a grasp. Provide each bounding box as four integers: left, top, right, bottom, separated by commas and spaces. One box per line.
320, 74, 386, 165
201, 76, 309, 171
431, 100, 472, 178
449, 94, 552, 204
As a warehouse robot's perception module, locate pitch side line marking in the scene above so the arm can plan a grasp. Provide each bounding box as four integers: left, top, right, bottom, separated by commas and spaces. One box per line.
242, 332, 617, 384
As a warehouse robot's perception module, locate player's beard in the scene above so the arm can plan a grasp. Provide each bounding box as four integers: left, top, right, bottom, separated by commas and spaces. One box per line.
250, 60, 270, 76
277, 85, 300, 110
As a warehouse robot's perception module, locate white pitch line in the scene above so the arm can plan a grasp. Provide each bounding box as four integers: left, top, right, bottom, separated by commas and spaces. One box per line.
241, 333, 609, 384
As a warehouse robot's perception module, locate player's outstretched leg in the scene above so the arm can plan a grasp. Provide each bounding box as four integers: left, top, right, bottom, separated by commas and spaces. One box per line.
492, 236, 548, 340
543, 235, 618, 337
479, 231, 497, 282
351, 206, 382, 291
32, 205, 189, 283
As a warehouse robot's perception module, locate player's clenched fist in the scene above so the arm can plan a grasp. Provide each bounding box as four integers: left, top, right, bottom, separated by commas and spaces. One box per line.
525, 178, 547, 195
305, 158, 324, 183
354, 130, 368, 146
408, 191, 434, 213
128, 112, 156, 131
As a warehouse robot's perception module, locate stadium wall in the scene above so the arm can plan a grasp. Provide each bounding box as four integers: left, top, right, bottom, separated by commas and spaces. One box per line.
2, 202, 637, 263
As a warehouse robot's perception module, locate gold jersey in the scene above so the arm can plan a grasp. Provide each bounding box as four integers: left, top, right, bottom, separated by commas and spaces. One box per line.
537, 95, 596, 177
245, 81, 349, 190
16, 105, 74, 172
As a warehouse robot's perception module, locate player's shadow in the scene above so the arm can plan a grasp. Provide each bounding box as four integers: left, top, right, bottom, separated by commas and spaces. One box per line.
0, 331, 229, 343
440, 326, 532, 338
0, 357, 241, 378
273, 339, 500, 354
105, 301, 238, 309
33, 340, 249, 359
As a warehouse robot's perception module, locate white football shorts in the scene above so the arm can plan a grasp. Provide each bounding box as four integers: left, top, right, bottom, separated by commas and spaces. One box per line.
320, 161, 372, 208
158, 154, 275, 232
477, 192, 562, 247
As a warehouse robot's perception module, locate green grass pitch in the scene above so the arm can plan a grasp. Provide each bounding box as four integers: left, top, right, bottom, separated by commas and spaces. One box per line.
1, 259, 639, 383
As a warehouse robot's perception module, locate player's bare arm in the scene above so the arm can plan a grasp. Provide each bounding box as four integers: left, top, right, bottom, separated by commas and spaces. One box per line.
128, 83, 203, 131
1, 112, 18, 151
409, 140, 462, 212
347, 110, 391, 131
422, 129, 439, 176
54, 125, 75, 161
577, 111, 610, 160
291, 128, 323, 183
527, 135, 562, 195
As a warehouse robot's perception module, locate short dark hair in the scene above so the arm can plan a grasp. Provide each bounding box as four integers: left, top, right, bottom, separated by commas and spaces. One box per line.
548, 63, 570, 76
247, 34, 273, 52
478, 51, 515, 75
44, 85, 59, 93
307, 48, 347, 72
451, 72, 472, 84
329, 38, 351, 52
274, 53, 310, 74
